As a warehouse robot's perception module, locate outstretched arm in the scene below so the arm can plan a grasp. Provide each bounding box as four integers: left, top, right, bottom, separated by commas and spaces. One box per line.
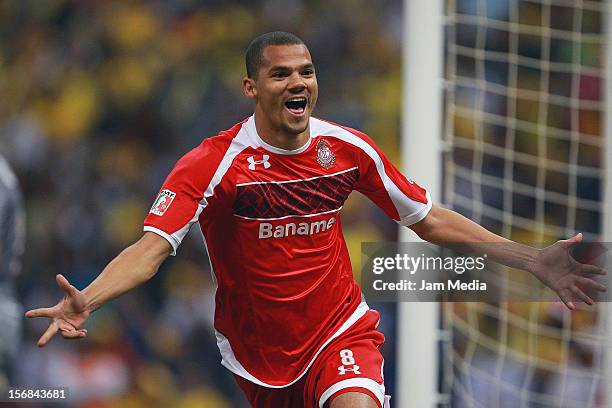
25, 232, 172, 346
409, 205, 607, 310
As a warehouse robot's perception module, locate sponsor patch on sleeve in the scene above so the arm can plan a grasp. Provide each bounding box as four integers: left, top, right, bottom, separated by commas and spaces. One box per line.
149, 189, 176, 216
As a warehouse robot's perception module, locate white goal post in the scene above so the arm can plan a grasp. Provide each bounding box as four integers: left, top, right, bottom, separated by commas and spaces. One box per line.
399, 0, 444, 407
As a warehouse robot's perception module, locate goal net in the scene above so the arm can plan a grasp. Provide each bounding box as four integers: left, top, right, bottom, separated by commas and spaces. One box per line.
441, 0, 608, 406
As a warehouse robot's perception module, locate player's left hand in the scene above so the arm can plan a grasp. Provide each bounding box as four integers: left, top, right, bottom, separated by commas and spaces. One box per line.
530, 233, 607, 310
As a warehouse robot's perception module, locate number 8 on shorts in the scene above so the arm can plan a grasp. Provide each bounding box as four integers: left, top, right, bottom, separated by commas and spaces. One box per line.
338, 349, 361, 375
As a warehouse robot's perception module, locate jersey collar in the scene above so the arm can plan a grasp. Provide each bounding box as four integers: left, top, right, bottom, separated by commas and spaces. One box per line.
246, 115, 312, 155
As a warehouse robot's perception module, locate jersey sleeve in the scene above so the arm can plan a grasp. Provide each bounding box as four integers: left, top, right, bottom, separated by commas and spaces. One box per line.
349, 129, 432, 226
143, 139, 229, 255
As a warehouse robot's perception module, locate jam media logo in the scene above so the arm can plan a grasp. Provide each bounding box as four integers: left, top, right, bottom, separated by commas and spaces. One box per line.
247, 155, 271, 170
316, 139, 335, 169
150, 189, 176, 216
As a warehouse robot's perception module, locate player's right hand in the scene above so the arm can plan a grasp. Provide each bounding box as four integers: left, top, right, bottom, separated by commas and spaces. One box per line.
25, 274, 90, 347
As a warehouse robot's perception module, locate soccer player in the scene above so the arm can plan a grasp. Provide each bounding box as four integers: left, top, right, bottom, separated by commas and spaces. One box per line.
0, 154, 25, 391
26, 32, 606, 408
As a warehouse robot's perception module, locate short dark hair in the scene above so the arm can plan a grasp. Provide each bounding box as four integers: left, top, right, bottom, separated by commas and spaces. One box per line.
245, 31, 305, 79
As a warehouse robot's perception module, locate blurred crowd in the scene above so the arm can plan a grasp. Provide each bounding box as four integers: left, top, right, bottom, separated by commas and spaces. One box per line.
0, 0, 404, 406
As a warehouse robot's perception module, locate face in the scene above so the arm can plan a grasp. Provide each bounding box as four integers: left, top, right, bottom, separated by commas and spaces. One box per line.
243, 44, 318, 136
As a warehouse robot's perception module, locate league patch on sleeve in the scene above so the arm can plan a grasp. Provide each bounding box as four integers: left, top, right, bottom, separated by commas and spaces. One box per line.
149, 189, 176, 216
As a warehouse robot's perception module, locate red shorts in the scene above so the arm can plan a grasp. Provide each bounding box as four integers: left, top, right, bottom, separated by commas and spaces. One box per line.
234, 310, 390, 408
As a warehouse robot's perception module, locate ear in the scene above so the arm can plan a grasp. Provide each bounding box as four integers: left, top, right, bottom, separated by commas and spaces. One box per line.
242, 77, 257, 100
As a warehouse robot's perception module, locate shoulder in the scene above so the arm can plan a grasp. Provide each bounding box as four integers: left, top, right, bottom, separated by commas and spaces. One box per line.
166, 118, 249, 184
178, 118, 249, 166
311, 117, 377, 146
310, 117, 381, 153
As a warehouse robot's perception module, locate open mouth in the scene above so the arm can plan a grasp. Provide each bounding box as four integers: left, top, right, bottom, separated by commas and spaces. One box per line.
284, 97, 307, 116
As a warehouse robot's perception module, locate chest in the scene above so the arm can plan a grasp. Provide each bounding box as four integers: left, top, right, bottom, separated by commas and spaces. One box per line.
230, 146, 359, 220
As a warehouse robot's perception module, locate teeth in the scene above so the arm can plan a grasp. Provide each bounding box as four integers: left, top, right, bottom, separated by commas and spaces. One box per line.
287, 98, 306, 102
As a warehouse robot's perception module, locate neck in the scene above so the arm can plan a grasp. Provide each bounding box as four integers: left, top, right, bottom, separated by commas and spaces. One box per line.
253, 109, 310, 151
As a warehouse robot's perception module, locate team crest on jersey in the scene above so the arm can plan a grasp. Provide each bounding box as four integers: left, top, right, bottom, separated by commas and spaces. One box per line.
316, 139, 335, 169
150, 189, 176, 216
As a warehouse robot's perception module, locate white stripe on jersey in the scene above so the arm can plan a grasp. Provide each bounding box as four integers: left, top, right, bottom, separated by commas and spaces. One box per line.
233, 206, 343, 221
236, 166, 358, 187
309, 118, 432, 226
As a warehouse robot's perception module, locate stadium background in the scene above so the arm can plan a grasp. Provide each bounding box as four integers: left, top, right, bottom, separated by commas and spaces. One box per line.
0, 1, 403, 407
1, 0, 609, 407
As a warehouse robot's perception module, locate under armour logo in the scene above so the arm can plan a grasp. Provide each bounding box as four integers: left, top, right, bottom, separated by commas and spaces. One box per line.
338, 365, 361, 375
247, 155, 271, 170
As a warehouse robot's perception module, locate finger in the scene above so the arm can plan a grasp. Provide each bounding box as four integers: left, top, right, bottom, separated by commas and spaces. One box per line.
37, 322, 59, 347
561, 233, 583, 248
57, 318, 87, 333
557, 289, 576, 310
576, 277, 607, 292
25, 307, 55, 318
570, 285, 594, 306
579, 264, 607, 276
60, 329, 87, 340
56, 274, 76, 296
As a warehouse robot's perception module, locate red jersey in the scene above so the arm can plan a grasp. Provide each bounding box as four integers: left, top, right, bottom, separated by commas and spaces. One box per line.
143, 116, 431, 387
